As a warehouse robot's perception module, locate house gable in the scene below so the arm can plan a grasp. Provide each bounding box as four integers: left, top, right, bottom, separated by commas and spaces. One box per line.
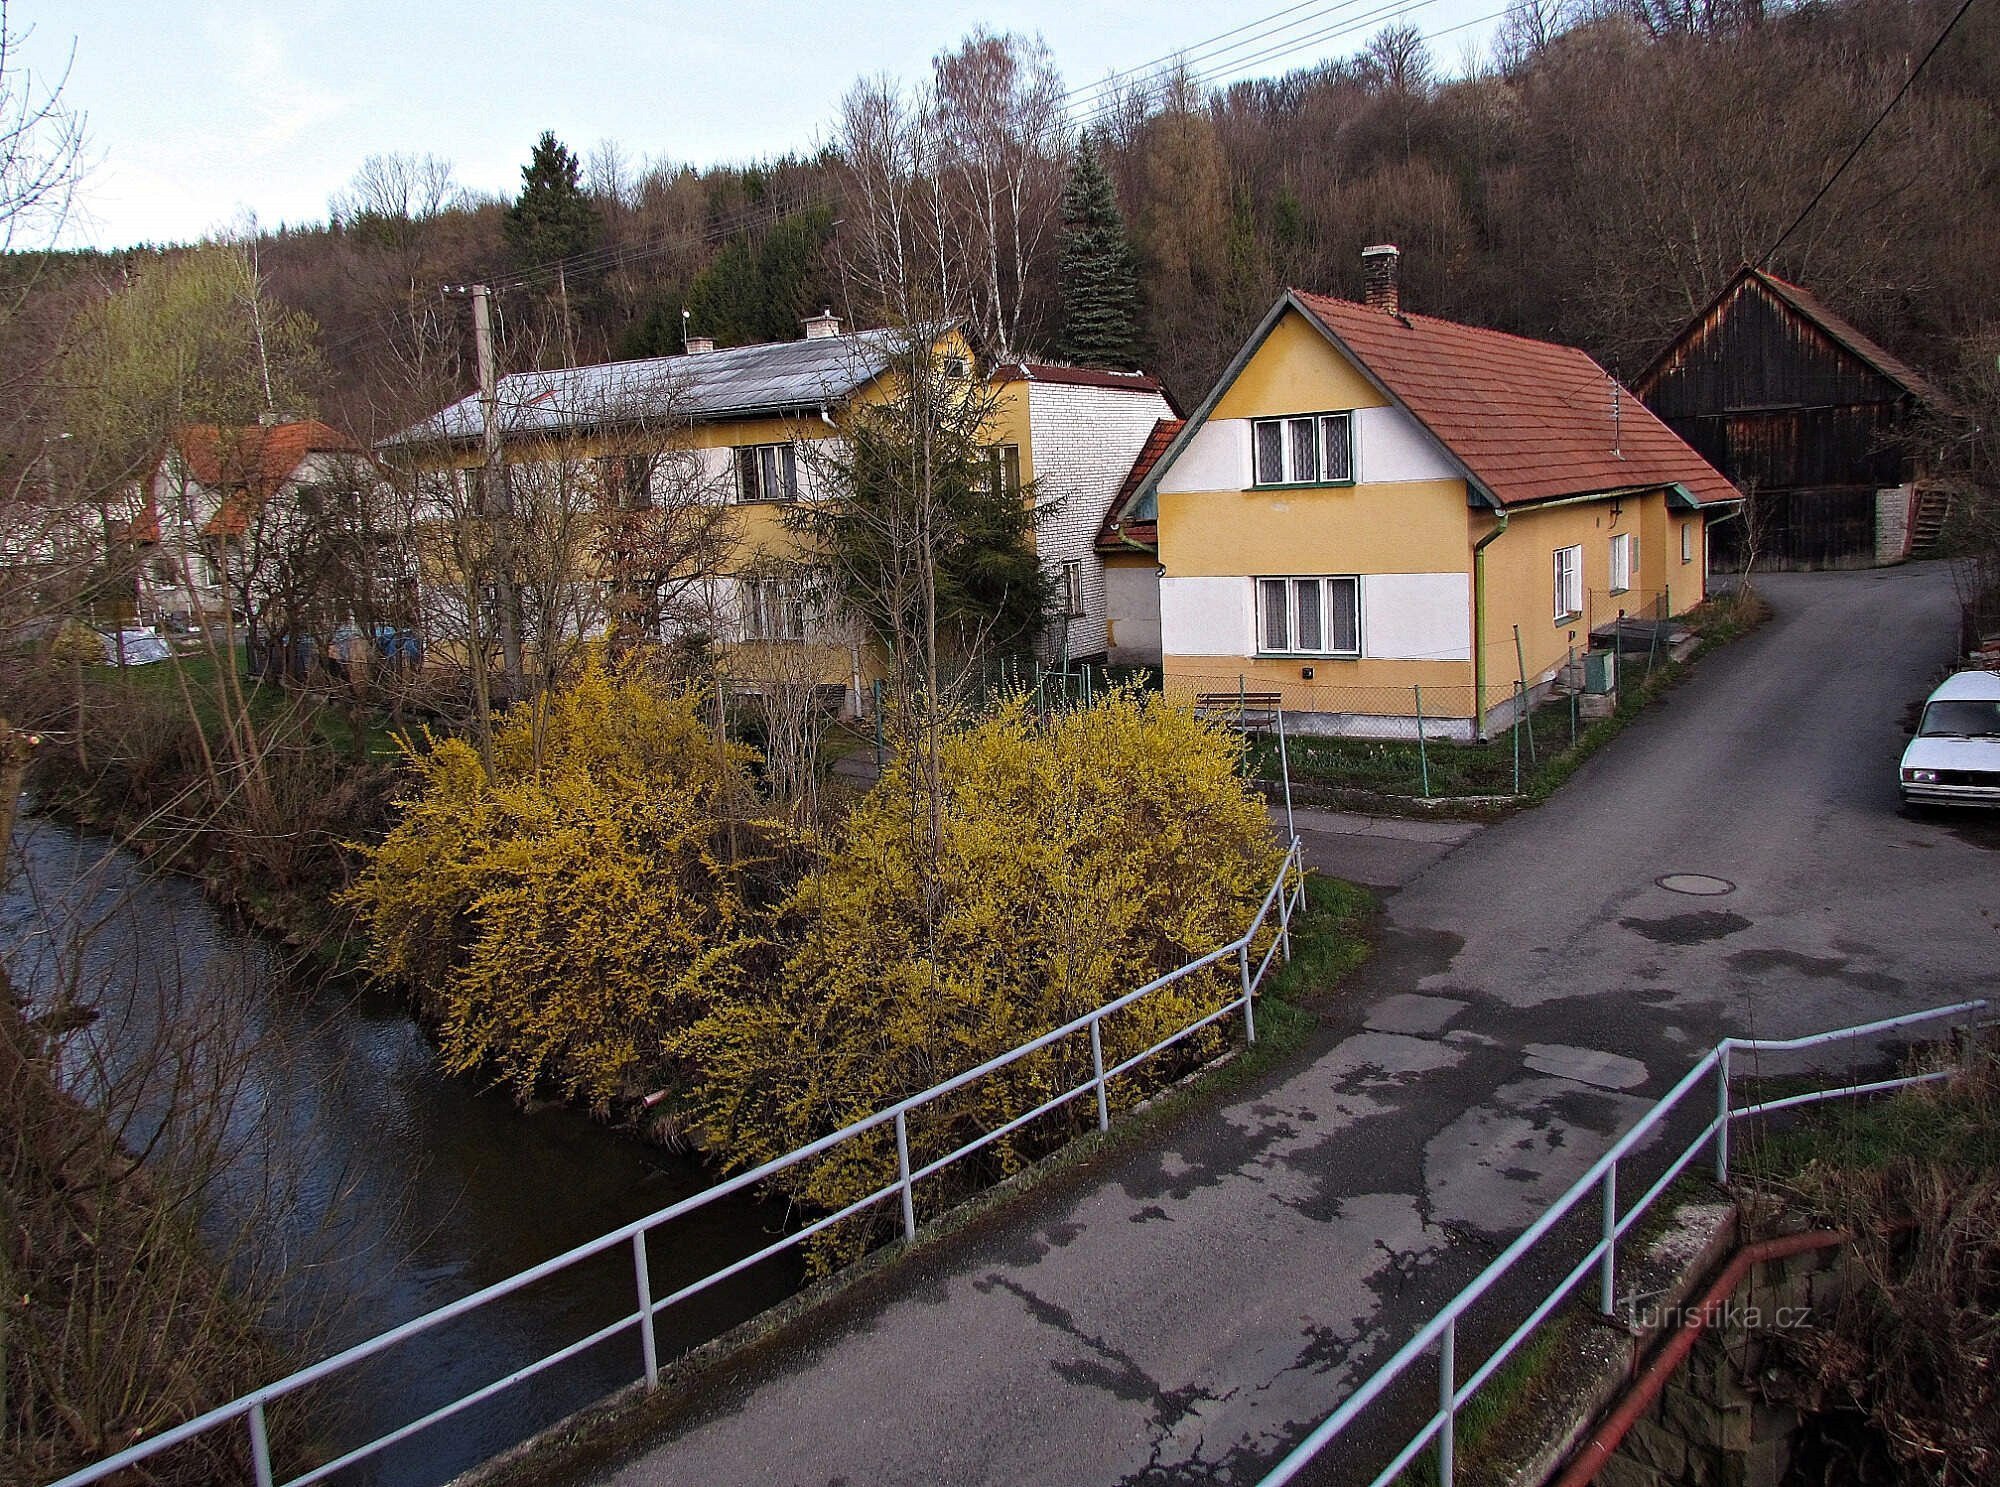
1210, 308, 1389, 420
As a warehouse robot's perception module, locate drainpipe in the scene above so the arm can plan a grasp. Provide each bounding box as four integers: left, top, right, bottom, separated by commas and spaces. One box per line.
1472, 507, 1509, 740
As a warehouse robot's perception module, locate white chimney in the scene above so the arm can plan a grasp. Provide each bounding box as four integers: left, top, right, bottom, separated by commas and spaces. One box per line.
802, 308, 842, 340
685, 336, 715, 355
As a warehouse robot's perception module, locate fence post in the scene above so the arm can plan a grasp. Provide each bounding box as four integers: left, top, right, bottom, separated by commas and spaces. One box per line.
1090, 1019, 1110, 1132
248, 1401, 275, 1487
1276, 701, 1295, 842
1599, 1162, 1619, 1316
1567, 643, 1578, 748
1239, 941, 1257, 1045
1512, 682, 1523, 794
633, 1230, 660, 1388
895, 1109, 917, 1241
1514, 623, 1537, 765
1438, 1318, 1456, 1487
1413, 684, 1431, 798
1276, 845, 1295, 964
1715, 1042, 1733, 1183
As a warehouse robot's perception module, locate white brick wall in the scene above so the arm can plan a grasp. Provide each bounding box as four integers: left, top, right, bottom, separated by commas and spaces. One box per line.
1026, 381, 1175, 661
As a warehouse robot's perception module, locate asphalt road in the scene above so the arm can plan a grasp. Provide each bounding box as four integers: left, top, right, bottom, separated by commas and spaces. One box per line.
584, 564, 1996, 1487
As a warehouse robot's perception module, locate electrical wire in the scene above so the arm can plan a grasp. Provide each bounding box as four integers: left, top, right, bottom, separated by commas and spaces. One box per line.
1758, 0, 1981, 268
375, 3, 1511, 360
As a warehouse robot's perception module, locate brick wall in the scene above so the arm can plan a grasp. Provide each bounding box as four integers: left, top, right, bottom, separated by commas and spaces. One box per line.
1027, 381, 1174, 662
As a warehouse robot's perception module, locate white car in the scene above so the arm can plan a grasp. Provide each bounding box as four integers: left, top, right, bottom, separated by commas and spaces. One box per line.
1900, 669, 2000, 809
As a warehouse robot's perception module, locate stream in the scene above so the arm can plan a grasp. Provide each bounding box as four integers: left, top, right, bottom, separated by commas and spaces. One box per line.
1, 815, 801, 1487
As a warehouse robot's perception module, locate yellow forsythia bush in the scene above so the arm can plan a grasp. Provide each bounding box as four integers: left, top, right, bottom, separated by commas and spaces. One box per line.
349, 655, 759, 1111
670, 690, 1283, 1262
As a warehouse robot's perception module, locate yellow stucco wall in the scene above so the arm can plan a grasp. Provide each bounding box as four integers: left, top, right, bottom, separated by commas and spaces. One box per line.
1157, 480, 1471, 578
1210, 310, 1389, 419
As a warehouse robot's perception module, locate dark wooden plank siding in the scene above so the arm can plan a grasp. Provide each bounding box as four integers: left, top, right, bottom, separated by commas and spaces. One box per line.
1708, 487, 1880, 571
1644, 281, 1905, 420
1642, 279, 1917, 568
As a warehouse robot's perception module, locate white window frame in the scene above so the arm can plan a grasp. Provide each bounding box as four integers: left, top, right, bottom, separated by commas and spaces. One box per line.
1554, 545, 1583, 621
1255, 575, 1361, 657
1251, 412, 1354, 487
1681, 522, 1694, 564
734, 442, 800, 503
1609, 532, 1633, 594
1061, 559, 1084, 617
739, 575, 811, 642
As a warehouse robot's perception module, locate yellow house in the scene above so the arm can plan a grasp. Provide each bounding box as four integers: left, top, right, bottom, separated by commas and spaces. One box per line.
1109, 248, 1740, 738
385, 316, 1175, 710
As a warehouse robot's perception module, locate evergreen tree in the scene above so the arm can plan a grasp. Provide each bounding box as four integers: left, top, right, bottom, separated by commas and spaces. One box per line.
1055, 138, 1141, 369
503, 131, 601, 281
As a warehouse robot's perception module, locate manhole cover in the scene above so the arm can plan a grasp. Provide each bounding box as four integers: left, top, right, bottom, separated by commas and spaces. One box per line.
1656, 873, 1736, 897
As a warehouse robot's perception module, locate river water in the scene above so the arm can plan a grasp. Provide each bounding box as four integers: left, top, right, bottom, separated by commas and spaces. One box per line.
1, 816, 800, 1487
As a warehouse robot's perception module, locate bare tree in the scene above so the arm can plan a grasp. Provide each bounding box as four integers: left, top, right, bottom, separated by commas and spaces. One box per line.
0, 0, 84, 256
930, 29, 1069, 360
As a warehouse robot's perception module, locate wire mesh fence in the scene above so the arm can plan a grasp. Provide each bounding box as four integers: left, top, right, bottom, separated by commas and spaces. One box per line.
1159, 666, 1626, 803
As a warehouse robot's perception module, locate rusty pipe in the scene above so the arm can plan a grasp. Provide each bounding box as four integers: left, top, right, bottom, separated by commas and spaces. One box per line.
1551, 1229, 1848, 1487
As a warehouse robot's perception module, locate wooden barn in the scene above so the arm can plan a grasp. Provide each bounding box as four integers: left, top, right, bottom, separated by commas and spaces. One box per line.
1635, 267, 1952, 570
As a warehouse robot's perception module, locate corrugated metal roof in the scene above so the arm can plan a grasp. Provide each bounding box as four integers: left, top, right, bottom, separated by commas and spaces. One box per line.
384, 327, 911, 448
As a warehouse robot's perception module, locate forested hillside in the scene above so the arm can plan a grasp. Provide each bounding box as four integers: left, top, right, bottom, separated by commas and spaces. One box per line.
13, 0, 2000, 433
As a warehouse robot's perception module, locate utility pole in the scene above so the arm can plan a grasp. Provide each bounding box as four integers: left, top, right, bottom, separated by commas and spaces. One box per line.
463, 283, 525, 698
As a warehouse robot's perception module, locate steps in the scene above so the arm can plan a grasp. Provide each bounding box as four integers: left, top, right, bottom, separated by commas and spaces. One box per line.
1910, 488, 1952, 557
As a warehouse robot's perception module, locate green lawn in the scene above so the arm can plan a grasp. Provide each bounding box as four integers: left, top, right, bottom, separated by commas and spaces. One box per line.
87, 646, 406, 760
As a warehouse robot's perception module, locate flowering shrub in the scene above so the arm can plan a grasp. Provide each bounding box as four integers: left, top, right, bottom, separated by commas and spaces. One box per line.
670, 690, 1282, 1263
349, 655, 759, 1110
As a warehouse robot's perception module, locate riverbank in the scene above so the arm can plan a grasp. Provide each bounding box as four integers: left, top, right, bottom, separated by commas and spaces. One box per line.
1, 971, 289, 1486
26, 648, 403, 979
2, 815, 803, 1487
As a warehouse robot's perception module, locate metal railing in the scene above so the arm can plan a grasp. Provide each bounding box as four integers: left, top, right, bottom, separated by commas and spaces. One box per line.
45, 838, 1310, 1487
1257, 997, 1990, 1487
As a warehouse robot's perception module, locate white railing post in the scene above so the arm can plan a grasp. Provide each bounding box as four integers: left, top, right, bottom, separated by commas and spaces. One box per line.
1599, 1162, 1618, 1316
1277, 846, 1295, 964
633, 1230, 659, 1389
1715, 1041, 1733, 1183
247, 1400, 275, 1487
1240, 942, 1257, 1045
1437, 1318, 1456, 1487
1090, 1019, 1110, 1132
895, 1109, 917, 1241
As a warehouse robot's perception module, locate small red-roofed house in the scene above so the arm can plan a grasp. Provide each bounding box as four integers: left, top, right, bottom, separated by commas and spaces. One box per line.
130, 419, 381, 631
1124, 247, 1741, 738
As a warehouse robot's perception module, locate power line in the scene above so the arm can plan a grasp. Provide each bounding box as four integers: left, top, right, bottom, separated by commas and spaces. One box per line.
1758, 0, 1981, 268
1061, 0, 1394, 112
412, 3, 1506, 363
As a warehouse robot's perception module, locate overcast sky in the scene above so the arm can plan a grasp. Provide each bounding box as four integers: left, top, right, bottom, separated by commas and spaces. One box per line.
24, 0, 1507, 251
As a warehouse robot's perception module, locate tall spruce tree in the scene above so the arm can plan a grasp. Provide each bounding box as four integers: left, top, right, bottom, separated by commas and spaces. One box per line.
1055, 139, 1141, 368
503, 132, 601, 292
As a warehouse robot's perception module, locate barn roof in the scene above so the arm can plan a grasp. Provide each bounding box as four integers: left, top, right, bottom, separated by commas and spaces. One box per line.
1635, 266, 1948, 409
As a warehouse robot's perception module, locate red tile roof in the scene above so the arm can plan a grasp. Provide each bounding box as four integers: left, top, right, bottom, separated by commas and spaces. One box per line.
1291, 291, 1740, 509
989, 362, 1166, 396
170, 420, 358, 493
1096, 418, 1182, 554
160, 420, 360, 537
